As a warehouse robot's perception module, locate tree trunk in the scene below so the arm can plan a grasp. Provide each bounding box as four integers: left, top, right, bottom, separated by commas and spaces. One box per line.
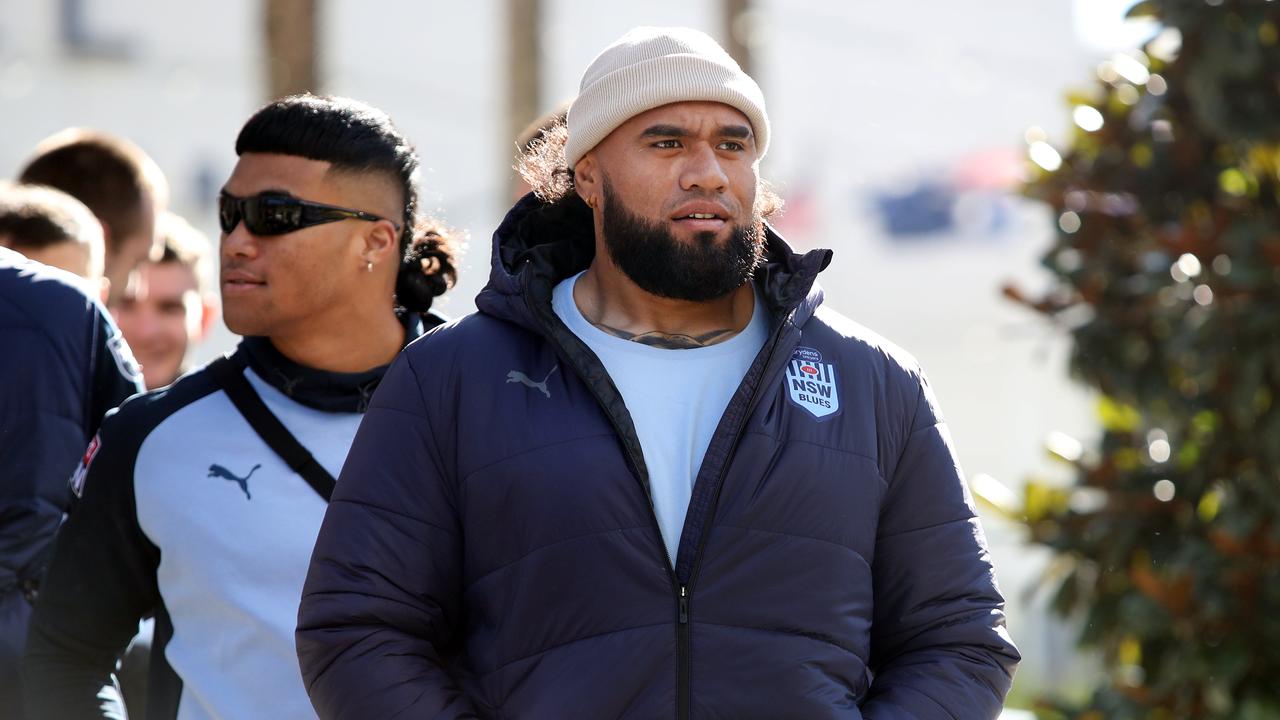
724, 0, 753, 77
506, 0, 542, 152
264, 0, 319, 100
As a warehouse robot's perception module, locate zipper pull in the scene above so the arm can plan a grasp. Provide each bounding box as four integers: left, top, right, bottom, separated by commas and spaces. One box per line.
678, 586, 689, 624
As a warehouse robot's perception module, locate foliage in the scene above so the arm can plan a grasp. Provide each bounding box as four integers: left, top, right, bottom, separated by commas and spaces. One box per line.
1008, 1, 1280, 717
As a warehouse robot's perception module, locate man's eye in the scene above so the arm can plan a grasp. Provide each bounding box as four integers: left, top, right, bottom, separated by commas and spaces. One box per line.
653, 139, 680, 149
718, 141, 744, 151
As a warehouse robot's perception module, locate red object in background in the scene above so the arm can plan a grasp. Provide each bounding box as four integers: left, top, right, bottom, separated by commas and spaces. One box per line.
952, 147, 1026, 191
772, 180, 818, 248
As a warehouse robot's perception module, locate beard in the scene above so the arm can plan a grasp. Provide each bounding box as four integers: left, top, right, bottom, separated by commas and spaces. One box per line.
599, 178, 764, 302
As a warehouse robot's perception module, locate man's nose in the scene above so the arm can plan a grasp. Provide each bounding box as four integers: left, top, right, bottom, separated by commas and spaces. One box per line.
221, 222, 260, 260
134, 306, 165, 339
680, 143, 729, 193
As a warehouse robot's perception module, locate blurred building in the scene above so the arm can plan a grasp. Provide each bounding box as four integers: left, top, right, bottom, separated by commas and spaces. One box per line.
1, 0, 1138, 704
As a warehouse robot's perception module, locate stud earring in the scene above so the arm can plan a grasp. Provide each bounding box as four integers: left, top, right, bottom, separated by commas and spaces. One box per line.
365, 260, 374, 273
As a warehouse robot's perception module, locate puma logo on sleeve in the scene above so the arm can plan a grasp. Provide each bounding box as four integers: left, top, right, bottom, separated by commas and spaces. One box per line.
207, 463, 261, 500
506, 365, 559, 398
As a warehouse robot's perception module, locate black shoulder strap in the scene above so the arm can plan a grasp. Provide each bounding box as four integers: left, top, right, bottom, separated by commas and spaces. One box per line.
207, 356, 336, 502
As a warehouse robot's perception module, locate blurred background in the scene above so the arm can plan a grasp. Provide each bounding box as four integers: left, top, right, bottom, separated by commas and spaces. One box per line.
4, 1, 1277, 717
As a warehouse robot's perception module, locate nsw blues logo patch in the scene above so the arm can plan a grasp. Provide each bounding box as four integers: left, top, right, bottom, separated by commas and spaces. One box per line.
784, 347, 841, 420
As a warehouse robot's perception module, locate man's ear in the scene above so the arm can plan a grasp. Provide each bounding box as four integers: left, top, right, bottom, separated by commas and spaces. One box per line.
574, 153, 600, 208
361, 220, 400, 266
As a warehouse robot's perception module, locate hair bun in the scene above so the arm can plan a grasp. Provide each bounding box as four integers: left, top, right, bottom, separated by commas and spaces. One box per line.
395, 220, 457, 315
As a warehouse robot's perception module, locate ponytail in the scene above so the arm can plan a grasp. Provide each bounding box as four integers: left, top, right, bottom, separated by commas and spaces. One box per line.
395, 219, 457, 315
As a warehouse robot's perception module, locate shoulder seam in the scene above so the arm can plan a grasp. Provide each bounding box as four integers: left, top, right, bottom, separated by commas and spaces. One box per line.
103, 368, 224, 451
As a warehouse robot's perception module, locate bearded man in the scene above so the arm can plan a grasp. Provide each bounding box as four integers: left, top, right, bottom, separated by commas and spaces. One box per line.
297, 27, 1020, 720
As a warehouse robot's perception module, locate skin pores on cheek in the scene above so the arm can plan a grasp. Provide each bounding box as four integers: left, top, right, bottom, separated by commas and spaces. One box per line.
593, 102, 759, 245
219, 153, 399, 341
240, 228, 355, 337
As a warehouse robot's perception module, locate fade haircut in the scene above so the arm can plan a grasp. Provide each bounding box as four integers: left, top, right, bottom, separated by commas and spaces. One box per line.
235, 94, 456, 314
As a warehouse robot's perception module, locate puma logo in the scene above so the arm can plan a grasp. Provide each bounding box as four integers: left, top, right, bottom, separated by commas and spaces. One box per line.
506, 365, 558, 398
207, 463, 260, 500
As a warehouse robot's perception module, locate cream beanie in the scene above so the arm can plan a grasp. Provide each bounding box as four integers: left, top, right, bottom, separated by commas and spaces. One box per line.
565, 26, 770, 169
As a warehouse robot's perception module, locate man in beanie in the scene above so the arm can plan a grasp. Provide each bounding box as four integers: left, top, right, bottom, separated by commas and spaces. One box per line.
298, 27, 1020, 719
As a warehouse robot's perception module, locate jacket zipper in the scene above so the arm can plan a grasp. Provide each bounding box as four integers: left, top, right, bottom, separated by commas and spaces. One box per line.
524, 271, 800, 720
677, 584, 691, 718
674, 315, 795, 720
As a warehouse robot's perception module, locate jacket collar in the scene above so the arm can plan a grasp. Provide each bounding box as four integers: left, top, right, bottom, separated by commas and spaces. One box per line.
475, 193, 833, 333
236, 312, 434, 413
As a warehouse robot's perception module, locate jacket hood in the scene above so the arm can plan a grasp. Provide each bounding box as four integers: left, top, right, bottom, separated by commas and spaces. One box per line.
476, 193, 834, 333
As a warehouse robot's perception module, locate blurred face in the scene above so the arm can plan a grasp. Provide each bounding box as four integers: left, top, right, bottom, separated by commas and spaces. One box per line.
105, 190, 158, 302
219, 152, 397, 340
579, 102, 764, 301
112, 260, 203, 389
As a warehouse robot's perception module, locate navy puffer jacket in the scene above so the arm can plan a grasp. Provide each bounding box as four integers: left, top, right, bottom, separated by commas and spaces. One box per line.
297, 196, 1019, 719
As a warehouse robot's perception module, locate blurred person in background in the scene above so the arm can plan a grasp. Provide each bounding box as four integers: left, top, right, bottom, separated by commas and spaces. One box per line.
112, 211, 219, 390
0, 182, 106, 295
18, 128, 168, 305
297, 27, 1018, 719
23, 94, 456, 720
0, 183, 143, 720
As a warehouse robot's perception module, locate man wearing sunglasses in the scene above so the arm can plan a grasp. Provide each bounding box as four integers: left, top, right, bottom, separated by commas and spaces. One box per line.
24, 94, 456, 720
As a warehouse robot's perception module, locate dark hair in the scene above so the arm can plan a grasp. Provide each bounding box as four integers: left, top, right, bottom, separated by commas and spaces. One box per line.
235, 94, 456, 314
0, 182, 102, 251
18, 129, 166, 252
515, 117, 784, 218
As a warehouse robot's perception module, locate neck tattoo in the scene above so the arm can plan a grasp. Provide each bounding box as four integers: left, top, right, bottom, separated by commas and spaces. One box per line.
590, 323, 741, 349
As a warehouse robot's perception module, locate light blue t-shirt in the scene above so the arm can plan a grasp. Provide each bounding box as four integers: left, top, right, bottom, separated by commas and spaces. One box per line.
552, 272, 769, 565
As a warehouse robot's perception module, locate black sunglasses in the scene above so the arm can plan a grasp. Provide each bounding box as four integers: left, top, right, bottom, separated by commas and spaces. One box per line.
218, 192, 400, 236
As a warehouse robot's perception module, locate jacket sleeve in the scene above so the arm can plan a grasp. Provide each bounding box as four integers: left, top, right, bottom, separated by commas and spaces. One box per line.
86, 307, 143, 434
861, 372, 1020, 720
296, 351, 480, 719
22, 409, 160, 720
